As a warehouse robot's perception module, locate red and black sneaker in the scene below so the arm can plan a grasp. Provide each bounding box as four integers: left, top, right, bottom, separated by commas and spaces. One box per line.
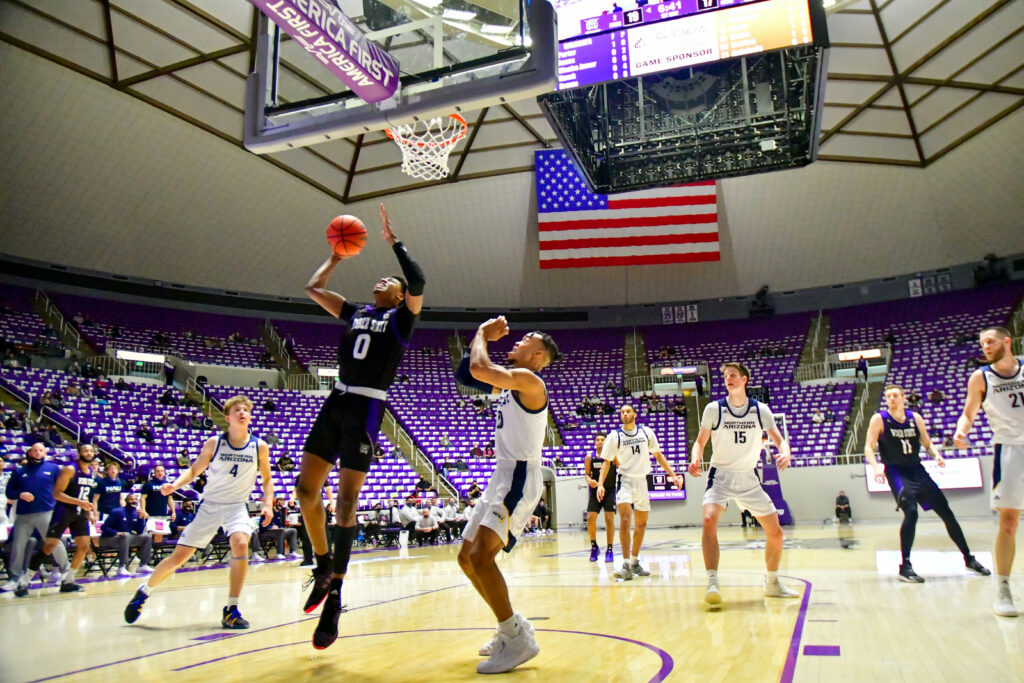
302, 565, 332, 613
312, 588, 343, 650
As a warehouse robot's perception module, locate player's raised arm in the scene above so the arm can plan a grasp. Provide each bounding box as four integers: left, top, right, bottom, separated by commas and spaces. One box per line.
954, 370, 986, 447
380, 203, 425, 316
162, 437, 217, 495
305, 254, 348, 318
469, 317, 546, 404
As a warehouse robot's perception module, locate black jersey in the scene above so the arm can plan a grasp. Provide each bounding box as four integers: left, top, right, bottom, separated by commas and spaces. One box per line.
57, 465, 98, 513
587, 453, 616, 489
337, 301, 418, 391
878, 409, 922, 468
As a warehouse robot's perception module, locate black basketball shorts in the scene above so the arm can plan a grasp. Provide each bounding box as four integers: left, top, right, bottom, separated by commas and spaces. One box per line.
303, 389, 385, 473
46, 505, 91, 539
587, 483, 616, 513
886, 464, 946, 511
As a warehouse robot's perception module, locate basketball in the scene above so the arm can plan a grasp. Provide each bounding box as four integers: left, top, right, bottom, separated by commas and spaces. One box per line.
326, 215, 367, 257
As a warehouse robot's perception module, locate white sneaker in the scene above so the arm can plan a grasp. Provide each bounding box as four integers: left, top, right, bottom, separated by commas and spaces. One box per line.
764, 578, 799, 598
115, 566, 136, 578
705, 583, 722, 605
477, 623, 540, 674
61, 567, 76, 584
994, 588, 1019, 617
136, 564, 154, 575
251, 553, 265, 563
1, 580, 17, 592
287, 553, 301, 560
479, 613, 535, 656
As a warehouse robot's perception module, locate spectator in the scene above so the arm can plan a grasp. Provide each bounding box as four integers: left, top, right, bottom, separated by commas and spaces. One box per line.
414, 508, 439, 546
115, 377, 131, 392
97, 493, 155, 577
811, 408, 825, 426
189, 414, 205, 430
3, 410, 23, 430
373, 445, 386, 461
24, 425, 47, 446
928, 389, 946, 404
415, 476, 436, 494
261, 498, 300, 559
176, 449, 191, 468
825, 381, 835, 392
134, 423, 155, 443
66, 382, 80, 398
159, 389, 178, 406
906, 389, 922, 408
360, 503, 383, 546
553, 454, 565, 468
263, 399, 276, 412
442, 497, 463, 541
45, 424, 62, 447
4, 443, 63, 596
276, 453, 295, 472
158, 413, 172, 429
534, 499, 550, 532
835, 491, 851, 521
66, 360, 81, 375
454, 457, 469, 472
467, 481, 483, 499
884, 330, 896, 346
140, 465, 175, 542
471, 446, 483, 459
440, 433, 451, 447
265, 430, 280, 446
855, 356, 869, 382
399, 499, 419, 537
93, 461, 128, 518
825, 408, 836, 423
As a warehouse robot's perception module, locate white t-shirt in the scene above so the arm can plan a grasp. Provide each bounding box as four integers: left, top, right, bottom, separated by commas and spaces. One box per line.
493, 386, 549, 464
701, 398, 775, 471
600, 424, 661, 478
981, 359, 1024, 445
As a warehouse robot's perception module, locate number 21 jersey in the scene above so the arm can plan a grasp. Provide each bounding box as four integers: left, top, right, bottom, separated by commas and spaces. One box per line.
981, 359, 1024, 445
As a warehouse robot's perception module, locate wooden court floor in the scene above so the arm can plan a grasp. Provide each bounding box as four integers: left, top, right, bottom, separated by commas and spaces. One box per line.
2, 518, 1021, 683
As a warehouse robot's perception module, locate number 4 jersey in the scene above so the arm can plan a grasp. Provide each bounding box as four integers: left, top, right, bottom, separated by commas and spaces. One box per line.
202, 434, 264, 504
981, 358, 1024, 445
701, 398, 775, 471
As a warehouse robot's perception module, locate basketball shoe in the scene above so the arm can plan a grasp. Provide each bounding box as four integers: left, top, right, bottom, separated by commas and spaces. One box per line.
589, 545, 599, 562
302, 563, 333, 613
222, 605, 250, 629
479, 613, 535, 656
477, 618, 540, 674
965, 556, 991, 576
898, 562, 924, 583
124, 587, 149, 623
994, 586, 1019, 618
312, 586, 343, 649
604, 547, 614, 563
704, 582, 722, 605
764, 577, 799, 598
614, 562, 633, 581
630, 561, 650, 577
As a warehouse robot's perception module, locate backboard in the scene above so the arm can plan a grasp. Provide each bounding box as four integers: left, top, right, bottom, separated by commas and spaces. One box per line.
244, 0, 557, 153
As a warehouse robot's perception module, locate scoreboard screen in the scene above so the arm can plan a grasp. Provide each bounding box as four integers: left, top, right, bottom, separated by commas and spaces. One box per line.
648, 472, 686, 500
556, 0, 821, 91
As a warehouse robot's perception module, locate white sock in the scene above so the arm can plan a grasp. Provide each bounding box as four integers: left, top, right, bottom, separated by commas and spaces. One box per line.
767, 571, 779, 583
227, 597, 239, 607
139, 582, 152, 596
631, 556, 639, 563
707, 570, 718, 585
498, 614, 519, 636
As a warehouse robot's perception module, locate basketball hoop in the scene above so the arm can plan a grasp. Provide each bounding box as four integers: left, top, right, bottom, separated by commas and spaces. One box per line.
385, 114, 468, 181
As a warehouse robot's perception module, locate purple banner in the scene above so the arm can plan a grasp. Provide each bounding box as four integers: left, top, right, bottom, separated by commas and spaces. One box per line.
250, 0, 399, 103
760, 452, 792, 525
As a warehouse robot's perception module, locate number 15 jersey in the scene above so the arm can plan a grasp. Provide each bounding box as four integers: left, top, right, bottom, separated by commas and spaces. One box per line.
701, 398, 774, 471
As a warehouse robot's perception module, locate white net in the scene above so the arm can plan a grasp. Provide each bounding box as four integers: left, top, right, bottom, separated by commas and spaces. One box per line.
386, 114, 468, 181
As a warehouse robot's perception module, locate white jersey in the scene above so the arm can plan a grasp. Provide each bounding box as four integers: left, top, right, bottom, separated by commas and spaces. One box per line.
201, 433, 263, 504
981, 358, 1024, 445
601, 424, 661, 478
702, 398, 775, 471
493, 386, 548, 464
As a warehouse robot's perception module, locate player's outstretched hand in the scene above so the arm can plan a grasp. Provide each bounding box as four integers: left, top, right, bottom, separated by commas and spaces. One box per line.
688, 459, 702, 477
585, 476, 598, 489
872, 465, 886, 485
673, 474, 684, 490
935, 453, 946, 467
380, 203, 398, 246
160, 483, 175, 496
596, 487, 605, 502
953, 430, 970, 448
479, 316, 510, 342
261, 504, 273, 527
775, 452, 790, 472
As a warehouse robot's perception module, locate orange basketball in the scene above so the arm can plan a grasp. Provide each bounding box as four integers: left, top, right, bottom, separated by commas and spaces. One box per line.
326, 215, 367, 257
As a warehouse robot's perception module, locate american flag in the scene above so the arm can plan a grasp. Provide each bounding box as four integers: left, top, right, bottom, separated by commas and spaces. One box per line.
535, 149, 720, 269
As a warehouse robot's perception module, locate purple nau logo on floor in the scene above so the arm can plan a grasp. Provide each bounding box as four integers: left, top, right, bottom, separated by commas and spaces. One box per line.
250, 0, 400, 103
761, 452, 793, 525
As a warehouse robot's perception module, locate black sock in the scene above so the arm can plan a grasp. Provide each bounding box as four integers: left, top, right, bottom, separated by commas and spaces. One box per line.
591, 540, 598, 548
899, 507, 917, 564
315, 552, 331, 573
328, 577, 343, 592
331, 525, 358, 576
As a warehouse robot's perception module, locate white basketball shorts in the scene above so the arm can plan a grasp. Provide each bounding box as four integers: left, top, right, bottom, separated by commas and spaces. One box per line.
177, 500, 252, 549
993, 444, 1024, 510
462, 459, 542, 552
615, 475, 651, 512
702, 468, 777, 517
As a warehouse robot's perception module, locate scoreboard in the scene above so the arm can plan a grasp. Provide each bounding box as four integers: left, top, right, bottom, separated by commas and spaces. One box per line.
556, 0, 821, 91
648, 472, 686, 500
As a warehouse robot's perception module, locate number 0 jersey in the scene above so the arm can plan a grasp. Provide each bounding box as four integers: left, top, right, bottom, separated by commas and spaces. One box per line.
337, 301, 418, 392
877, 409, 922, 468
981, 358, 1024, 445
701, 398, 775, 471
493, 387, 548, 465
601, 425, 661, 478
201, 434, 263, 504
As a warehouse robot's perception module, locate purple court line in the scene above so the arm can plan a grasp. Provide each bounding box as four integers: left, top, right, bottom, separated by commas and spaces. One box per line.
803, 645, 841, 656
25, 583, 464, 683
191, 633, 236, 642
778, 576, 812, 683
173, 627, 675, 682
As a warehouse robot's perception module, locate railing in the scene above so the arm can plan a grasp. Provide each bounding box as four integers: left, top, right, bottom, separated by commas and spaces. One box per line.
88, 354, 131, 377
0, 374, 36, 414
844, 387, 872, 455
34, 289, 81, 351
285, 373, 320, 391
625, 375, 653, 394
794, 360, 831, 383
40, 406, 81, 442
186, 376, 225, 416
88, 435, 134, 469
382, 411, 457, 499
263, 319, 290, 370
810, 310, 823, 362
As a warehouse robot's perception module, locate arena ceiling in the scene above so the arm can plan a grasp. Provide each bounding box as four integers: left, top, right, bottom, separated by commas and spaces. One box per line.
1, 0, 1021, 203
